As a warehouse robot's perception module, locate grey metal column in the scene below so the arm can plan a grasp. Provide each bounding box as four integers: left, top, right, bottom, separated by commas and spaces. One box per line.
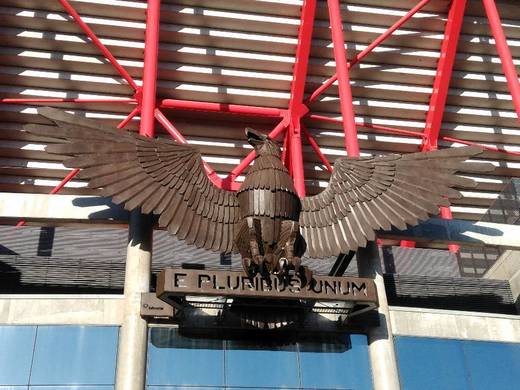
357, 242, 401, 390
115, 210, 153, 390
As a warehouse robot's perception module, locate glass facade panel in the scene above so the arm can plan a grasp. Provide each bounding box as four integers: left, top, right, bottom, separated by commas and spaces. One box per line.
463, 341, 520, 390
299, 334, 372, 390
225, 340, 299, 388
0, 387, 29, 390
395, 337, 470, 390
30, 326, 119, 386
147, 327, 373, 389
148, 387, 220, 390
396, 336, 520, 390
28, 387, 113, 390
147, 328, 225, 387
0, 326, 36, 386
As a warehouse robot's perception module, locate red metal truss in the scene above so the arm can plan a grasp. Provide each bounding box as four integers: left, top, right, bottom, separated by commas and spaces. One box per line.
4, 0, 520, 241
482, 0, 520, 121
422, 0, 467, 152
401, 0, 467, 252
327, 0, 359, 157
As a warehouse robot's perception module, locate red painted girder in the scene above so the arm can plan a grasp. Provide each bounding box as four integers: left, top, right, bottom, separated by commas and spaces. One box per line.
327, 0, 359, 157
118, 105, 141, 129
160, 99, 285, 118
139, 0, 161, 137
0, 98, 137, 104
482, 0, 520, 121
308, 114, 426, 139
422, 0, 467, 151
154, 108, 240, 190
441, 136, 520, 157
286, 0, 317, 197
57, 0, 139, 92
302, 125, 333, 173
307, 0, 433, 104
403, 0, 467, 252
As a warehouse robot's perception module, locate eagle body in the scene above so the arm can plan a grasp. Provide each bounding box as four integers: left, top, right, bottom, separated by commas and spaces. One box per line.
235, 130, 307, 277
26, 108, 495, 280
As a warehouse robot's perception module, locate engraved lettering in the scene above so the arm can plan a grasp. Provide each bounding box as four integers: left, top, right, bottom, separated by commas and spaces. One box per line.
174, 272, 187, 288
352, 282, 367, 296
198, 274, 211, 289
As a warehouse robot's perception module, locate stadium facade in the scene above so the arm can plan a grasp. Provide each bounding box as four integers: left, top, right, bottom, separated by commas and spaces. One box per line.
0, 1, 519, 389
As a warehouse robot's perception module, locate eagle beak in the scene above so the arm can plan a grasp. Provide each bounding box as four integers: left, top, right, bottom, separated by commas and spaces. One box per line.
246, 127, 267, 147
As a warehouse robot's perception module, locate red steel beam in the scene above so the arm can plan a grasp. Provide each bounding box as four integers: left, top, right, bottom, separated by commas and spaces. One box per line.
154, 109, 240, 190
307, 0, 433, 104
0, 98, 137, 104
160, 99, 285, 118
118, 105, 141, 129
482, 0, 520, 121
309, 114, 426, 139
402, 0, 466, 252
140, 0, 161, 137
57, 0, 139, 92
302, 125, 333, 173
327, 0, 359, 157
311, 113, 520, 157
285, 0, 317, 197
441, 136, 520, 156
422, 0, 467, 151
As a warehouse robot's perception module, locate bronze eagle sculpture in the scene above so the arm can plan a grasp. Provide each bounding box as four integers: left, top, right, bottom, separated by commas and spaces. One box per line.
26, 107, 494, 281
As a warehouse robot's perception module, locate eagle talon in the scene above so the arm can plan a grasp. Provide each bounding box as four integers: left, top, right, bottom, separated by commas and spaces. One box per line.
242, 257, 259, 279
297, 265, 313, 287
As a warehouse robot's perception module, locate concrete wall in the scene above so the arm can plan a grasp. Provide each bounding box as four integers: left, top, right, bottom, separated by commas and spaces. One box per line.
1, 295, 519, 344
485, 250, 520, 312
0, 295, 124, 325
390, 306, 520, 343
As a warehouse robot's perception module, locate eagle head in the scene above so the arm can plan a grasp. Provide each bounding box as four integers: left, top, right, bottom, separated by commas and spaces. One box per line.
246, 127, 281, 157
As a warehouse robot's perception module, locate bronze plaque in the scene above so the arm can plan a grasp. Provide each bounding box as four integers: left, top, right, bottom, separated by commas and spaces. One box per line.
156, 268, 378, 305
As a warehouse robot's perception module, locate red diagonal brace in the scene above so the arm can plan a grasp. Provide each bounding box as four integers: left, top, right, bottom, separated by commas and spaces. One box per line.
422, 0, 467, 151
57, 0, 139, 92
307, 0, 433, 104
327, 0, 359, 157
287, 0, 317, 197
482, 0, 520, 121
402, 0, 467, 252
140, 0, 161, 137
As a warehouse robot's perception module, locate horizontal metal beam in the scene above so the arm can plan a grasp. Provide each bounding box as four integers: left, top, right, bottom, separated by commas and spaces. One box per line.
2, 194, 520, 248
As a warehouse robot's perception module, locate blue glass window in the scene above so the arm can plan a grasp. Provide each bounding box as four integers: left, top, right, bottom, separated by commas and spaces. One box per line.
147, 327, 373, 389
225, 340, 299, 388
147, 328, 225, 387
30, 326, 119, 385
395, 336, 469, 390
29, 387, 113, 390
463, 340, 520, 390
396, 336, 520, 390
147, 387, 220, 390
300, 334, 372, 390
0, 387, 29, 390
0, 326, 36, 386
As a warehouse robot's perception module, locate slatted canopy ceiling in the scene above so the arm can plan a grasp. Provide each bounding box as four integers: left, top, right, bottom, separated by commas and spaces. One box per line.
1, 0, 519, 222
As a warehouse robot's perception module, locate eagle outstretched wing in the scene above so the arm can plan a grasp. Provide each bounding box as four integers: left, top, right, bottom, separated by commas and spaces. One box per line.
25, 107, 240, 253
300, 147, 495, 257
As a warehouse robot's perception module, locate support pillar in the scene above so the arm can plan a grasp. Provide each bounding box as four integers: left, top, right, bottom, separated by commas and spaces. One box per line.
115, 210, 153, 390
357, 242, 400, 390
